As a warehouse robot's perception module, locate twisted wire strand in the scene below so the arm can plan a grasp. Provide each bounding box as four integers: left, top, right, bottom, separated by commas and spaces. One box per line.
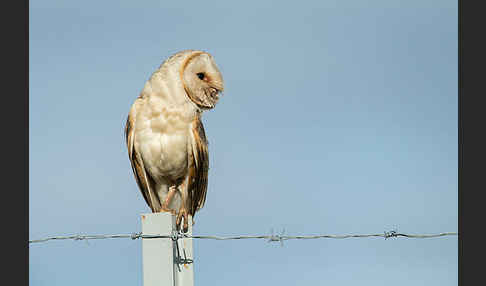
29, 231, 458, 244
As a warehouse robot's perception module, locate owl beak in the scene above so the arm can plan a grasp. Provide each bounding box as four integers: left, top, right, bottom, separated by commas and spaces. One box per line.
209, 87, 220, 99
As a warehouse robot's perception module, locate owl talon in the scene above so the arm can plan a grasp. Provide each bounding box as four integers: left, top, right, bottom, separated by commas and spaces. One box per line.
176, 208, 189, 233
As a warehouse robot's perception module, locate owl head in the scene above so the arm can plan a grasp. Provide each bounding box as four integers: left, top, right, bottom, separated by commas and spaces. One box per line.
179, 51, 224, 110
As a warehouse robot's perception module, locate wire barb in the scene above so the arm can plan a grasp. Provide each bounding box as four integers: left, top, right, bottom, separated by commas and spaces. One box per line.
131, 232, 142, 240
268, 228, 285, 247
384, 230, 398, 239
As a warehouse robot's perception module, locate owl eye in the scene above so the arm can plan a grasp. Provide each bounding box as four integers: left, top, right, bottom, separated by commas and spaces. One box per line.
197, 72, 205, 80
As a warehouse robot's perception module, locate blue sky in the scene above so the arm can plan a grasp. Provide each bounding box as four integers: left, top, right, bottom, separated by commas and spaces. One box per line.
29, 1, 457, 285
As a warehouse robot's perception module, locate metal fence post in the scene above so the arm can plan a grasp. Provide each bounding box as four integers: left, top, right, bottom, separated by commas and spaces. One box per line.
142, 213, 194, 286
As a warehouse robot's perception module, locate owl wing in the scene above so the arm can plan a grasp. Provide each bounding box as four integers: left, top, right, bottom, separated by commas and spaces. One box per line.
125, 101, 159, 212
188, 116, 209, 217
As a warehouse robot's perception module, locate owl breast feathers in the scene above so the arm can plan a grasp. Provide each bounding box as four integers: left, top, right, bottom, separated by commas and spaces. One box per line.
125, 50, 224, 232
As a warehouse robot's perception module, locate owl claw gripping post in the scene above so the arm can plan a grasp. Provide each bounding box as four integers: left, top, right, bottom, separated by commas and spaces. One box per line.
125, 50, 224, 233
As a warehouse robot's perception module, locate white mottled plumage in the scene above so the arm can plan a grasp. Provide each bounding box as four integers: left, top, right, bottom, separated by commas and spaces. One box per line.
125, 50, 224, 232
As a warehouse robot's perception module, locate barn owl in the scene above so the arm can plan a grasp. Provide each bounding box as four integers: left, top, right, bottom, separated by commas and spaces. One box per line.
125, 50, 224, 232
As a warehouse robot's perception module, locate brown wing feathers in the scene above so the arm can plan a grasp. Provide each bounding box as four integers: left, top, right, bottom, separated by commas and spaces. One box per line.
125, 114, 159, 212
189, 116, 209, 217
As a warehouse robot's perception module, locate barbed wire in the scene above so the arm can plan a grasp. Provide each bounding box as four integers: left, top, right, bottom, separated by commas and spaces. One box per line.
29, 230, 458, 245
